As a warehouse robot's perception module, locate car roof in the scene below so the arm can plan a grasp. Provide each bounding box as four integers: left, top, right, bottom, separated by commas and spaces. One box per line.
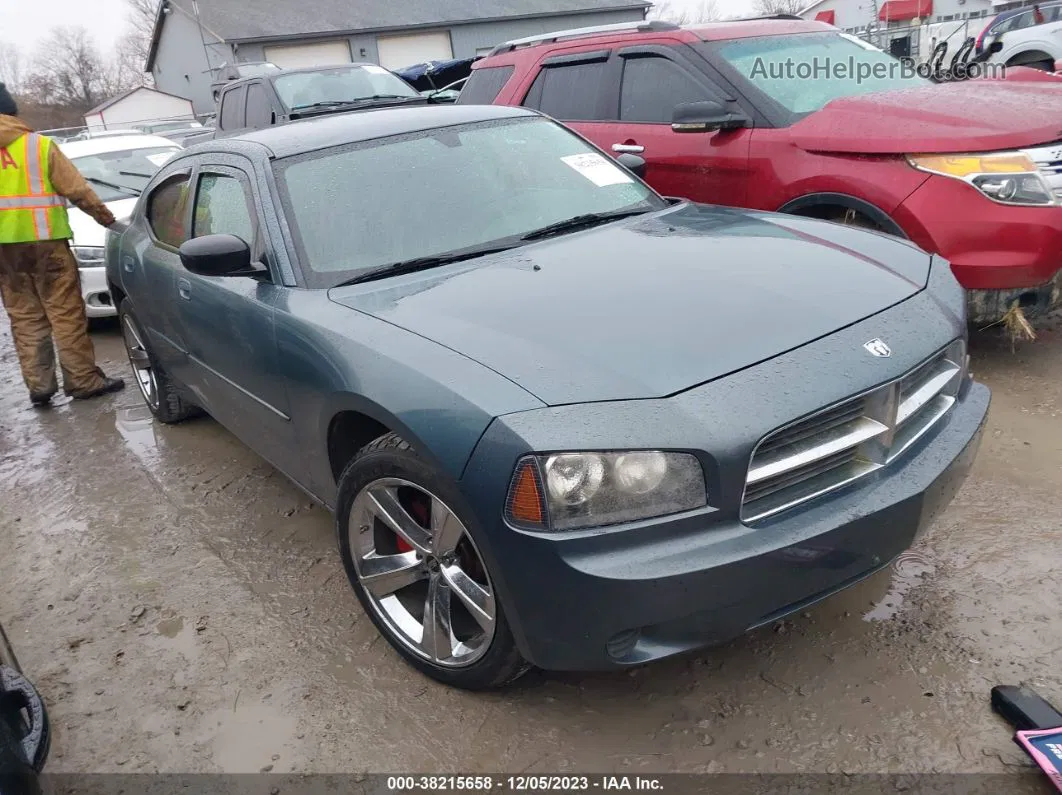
58, 134, 182, 157
478, 18, 831, 64
207, 103, 539, 159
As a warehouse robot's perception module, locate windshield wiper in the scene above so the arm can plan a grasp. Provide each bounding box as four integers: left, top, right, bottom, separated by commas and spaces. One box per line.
118, 170, 154, 178
85, 176, 141, 196
520, 208, 652, 241
290, 96, 418, 111
334, 243, 521, 287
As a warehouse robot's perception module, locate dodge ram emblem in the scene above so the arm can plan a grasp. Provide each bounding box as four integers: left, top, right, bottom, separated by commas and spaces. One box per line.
864, 339, 892, 358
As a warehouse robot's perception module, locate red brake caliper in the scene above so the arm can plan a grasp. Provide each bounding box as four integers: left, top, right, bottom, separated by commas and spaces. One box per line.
397, 496, 429, 553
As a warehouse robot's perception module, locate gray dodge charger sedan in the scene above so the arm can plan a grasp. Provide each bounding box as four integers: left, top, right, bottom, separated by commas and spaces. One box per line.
105, 104, 990, 690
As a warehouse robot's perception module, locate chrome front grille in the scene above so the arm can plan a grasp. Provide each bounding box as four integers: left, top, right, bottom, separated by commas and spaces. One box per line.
741, 341, 966, 524
1023, 142, 1062, 200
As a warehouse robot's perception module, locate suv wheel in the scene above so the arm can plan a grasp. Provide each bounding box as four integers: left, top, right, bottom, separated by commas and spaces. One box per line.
336, 433, 530, 690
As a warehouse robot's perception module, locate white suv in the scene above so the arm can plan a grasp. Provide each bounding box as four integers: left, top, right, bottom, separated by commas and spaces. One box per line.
989, 5, 1062, 70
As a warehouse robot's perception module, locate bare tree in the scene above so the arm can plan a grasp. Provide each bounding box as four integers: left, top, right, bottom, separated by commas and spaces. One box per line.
0, 42, 25, 94
124, 0, 159, 74
28, 26, 129, 108
649, 0, 722, 24
754, 0, 809, 15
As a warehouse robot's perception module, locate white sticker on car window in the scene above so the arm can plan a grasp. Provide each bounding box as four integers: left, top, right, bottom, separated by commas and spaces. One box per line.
146, 152, 176, 167
363, 65, 389, 74
561, 153, 634, 187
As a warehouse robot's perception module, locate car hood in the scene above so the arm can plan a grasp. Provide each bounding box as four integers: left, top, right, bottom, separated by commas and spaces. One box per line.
791, 80, 1062, 154
330, 205, 931, 406
67, 198, 139, 247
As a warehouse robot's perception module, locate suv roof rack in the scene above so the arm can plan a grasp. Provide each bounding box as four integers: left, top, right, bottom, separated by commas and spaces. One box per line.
726, 13, 805, 21
487, 20, 681, 56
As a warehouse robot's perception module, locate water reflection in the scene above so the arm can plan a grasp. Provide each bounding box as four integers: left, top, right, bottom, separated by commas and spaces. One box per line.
115, 405, 161, 464
863, 550, 936, 622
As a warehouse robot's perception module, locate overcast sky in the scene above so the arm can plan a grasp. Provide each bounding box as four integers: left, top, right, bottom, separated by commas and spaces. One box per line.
2, 0, 760, 56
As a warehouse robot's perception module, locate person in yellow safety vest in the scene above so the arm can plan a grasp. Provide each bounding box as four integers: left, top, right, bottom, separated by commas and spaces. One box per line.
0, 82, 125, 406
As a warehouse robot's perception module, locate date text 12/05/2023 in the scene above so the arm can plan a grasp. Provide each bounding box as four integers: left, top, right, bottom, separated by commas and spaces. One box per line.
387, 776, 665, 791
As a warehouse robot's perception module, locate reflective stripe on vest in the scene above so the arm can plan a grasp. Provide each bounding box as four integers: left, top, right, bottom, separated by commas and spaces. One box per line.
0, 133, 73, 244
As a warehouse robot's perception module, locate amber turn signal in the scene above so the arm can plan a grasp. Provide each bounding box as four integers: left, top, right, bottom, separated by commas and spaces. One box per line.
506, 458, 546, 527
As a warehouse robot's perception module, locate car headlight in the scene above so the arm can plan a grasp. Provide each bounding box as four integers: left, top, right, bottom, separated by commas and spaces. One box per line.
907, 152, 1055, 206
72, 246, 105, 269
505, 451, 706, 531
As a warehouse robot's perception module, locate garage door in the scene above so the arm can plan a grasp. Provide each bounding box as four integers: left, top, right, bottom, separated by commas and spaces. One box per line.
376, 31, 453, 70
263, 40, 352, 69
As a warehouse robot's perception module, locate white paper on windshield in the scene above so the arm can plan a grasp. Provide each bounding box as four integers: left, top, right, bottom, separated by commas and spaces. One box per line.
146, 152, 176, 167
363, 64, 389, 74
561, 153, 633, 187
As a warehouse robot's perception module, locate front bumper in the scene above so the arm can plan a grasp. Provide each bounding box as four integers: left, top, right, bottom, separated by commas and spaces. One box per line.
79, 266, 116, 318
467, 384, 987, 671
459, 289, 985, 671
896, 174, 1062, 294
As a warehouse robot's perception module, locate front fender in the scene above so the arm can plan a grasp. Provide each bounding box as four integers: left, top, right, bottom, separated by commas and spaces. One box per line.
274, 290, 544, 504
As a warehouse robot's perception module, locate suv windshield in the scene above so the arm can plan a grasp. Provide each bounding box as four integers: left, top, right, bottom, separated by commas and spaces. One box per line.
275, 116, 664, 288
275, 65, 420, 109
70, 146, 181, 201
711, 32, 933, 118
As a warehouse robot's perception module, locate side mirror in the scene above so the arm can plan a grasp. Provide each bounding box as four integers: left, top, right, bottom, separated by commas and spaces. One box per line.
179, 234, 251, 276
989, 40, 1004, 54
615, 152, 647, 179
672, 100, 749, 133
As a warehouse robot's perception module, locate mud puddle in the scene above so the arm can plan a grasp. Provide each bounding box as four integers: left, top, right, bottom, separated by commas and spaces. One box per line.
0, 321, 1060, 777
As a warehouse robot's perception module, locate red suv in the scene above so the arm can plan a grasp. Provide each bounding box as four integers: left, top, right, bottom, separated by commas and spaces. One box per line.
465, 18, 1062, 324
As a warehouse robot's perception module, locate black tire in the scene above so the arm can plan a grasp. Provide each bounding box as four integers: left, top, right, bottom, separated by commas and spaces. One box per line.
118, 303, 200, 424
335, 432, 531, 690
828, 208, 886, 232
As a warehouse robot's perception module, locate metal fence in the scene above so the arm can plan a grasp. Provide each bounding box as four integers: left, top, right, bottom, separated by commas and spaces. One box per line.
39, 112, 216, 144
855, 19, 974, 62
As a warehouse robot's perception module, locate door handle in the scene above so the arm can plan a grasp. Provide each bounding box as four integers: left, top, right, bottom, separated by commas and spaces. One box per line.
122, 257, 135, 273
177, 278, 191, 300
612, 143, 645, 154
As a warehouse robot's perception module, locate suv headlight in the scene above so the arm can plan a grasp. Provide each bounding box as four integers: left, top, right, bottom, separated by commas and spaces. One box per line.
72, 246, 105, 269
504, 451, 706, 531
907, 152, 1055, 206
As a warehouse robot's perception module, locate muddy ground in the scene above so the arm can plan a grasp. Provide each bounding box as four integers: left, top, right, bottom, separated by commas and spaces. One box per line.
0, 314, 1060, 781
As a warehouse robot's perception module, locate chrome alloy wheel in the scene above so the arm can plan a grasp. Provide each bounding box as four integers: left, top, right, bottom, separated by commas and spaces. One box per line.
349, 478, 496, 667
121, 314, 159, 410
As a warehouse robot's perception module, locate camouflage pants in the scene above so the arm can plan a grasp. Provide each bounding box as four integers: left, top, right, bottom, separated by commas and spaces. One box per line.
0, 240, 107, 399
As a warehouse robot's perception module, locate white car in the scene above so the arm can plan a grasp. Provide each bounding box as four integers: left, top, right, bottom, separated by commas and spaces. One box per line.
987, 6, 1062, 70
60, 134, 182, 317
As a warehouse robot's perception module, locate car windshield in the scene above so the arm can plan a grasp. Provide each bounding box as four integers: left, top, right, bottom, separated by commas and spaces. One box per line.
70, 146, 180, 201
275, 65, 421, 109
712, 32, 934, 118
275, 116, 664, 288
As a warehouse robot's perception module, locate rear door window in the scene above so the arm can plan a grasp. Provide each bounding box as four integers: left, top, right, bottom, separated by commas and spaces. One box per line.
220, 85, 247, 130
522, 60, 609, 121
457, 66, 515, 104
619, 56, 709, 123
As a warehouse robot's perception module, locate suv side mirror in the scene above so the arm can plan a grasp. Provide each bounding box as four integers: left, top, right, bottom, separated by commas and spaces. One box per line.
672, 100, 749, 133
179, 234, 251, 276
615, 152, 647, 179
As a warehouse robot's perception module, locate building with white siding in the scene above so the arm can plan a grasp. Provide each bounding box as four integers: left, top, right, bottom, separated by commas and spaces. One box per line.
146, 0, 651, 113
